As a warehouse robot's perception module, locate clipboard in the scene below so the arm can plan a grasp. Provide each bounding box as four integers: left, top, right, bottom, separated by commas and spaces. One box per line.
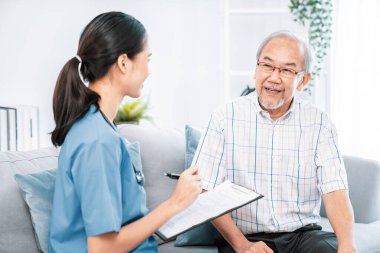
155, 180, 263, 241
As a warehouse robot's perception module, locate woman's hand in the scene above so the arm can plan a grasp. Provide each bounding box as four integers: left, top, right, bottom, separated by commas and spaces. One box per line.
168, 166, 202, 213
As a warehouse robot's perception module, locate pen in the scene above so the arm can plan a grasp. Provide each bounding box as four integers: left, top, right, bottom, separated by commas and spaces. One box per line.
164, 172, 180, 180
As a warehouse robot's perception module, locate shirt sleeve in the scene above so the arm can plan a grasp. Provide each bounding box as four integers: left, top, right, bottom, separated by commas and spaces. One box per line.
315, 113, 348, 194
71, 137, 124, 236
192, 107, 227, 190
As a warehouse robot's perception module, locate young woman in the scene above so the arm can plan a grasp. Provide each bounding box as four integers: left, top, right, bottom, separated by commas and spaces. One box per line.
49, 11, 201, 253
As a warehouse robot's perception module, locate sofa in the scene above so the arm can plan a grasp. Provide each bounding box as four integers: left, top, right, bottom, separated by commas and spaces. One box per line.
1, 123, 380, 253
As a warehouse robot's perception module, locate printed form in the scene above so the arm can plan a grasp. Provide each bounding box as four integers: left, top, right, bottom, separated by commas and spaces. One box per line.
156, 180, 263, 240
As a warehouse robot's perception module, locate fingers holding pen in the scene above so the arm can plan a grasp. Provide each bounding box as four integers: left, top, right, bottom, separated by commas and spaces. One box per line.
169, 166, 202, 212
183, 165, 202, 189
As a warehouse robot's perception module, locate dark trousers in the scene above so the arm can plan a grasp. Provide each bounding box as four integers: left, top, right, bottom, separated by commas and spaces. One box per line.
216, 225, 337, 253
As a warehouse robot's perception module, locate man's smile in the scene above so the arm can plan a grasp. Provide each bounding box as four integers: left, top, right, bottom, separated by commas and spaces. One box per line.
263, 86, 283, 94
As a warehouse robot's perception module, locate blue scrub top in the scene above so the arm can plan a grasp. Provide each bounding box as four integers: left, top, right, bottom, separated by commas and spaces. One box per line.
48, 104, 157, 253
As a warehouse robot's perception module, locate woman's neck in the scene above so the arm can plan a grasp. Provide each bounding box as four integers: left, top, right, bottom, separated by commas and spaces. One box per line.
89, 78, 123, 123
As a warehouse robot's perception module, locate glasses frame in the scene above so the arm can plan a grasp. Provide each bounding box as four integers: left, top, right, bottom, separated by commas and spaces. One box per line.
256, 61, 304, 78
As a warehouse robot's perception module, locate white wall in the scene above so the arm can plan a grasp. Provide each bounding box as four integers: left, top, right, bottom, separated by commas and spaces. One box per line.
330, 0, 380, 161
0, 0, 223, 148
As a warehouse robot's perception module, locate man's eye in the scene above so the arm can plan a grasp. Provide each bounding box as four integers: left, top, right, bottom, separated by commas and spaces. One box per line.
263, 64, 273, 69
281, 68, 294, 74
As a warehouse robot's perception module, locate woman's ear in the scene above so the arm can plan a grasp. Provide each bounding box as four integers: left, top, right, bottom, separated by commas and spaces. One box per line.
117, 54, 129, 74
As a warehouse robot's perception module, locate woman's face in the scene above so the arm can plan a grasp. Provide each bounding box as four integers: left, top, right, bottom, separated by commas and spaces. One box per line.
124, 42, 151, 98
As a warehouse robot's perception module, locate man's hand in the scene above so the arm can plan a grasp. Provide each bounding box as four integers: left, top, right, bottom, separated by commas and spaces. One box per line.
236, 240, 274, 253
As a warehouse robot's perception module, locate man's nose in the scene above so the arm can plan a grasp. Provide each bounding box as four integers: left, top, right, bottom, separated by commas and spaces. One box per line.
268, 68, 282, 82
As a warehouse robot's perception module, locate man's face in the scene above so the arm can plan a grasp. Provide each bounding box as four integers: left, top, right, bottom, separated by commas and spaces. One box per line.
254, 37, 307, 113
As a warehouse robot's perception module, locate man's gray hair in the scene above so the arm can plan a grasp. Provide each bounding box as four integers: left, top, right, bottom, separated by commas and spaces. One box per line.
256, 31, 313, 73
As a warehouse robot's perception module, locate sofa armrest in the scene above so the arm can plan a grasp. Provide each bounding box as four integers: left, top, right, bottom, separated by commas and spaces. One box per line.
320, 155, 380, 224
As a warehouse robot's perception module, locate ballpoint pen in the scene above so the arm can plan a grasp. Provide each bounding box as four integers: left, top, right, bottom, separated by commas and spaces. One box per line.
164, 172, 180, 179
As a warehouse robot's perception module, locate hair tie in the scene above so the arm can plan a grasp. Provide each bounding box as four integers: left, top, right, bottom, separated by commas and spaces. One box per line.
75, 55, 89, 87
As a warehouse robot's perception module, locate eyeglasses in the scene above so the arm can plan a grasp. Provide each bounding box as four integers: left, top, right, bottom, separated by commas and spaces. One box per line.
257, 62, 304, 78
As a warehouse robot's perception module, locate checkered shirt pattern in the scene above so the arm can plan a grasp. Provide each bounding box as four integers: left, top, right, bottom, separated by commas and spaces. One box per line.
193, 92, 348, 234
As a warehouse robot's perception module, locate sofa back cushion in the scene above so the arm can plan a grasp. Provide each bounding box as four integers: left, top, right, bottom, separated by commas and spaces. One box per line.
0, 147, 58, 253
320, 155, 380, 223
118, 124, 185, 210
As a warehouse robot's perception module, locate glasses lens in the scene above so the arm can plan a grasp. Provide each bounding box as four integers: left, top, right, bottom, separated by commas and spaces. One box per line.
280, 68, 296, 78
259, 63, 274, 72
258, 62, 300, 78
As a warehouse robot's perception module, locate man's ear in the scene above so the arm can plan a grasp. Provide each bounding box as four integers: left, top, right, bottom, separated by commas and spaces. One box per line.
117, 54, 130, 74
296, 72, 311, 91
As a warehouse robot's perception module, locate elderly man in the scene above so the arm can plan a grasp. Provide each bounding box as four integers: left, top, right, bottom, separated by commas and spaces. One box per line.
193, 31, 356, 253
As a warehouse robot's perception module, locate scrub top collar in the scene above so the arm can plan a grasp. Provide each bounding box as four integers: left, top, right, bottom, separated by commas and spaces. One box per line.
90, 104, 118, 132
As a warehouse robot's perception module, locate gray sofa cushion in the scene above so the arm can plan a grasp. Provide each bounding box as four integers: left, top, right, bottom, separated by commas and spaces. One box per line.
321, 217, 380, 253
118, 124, 185, 210
320, 155, 380, 223
0, 147, 58, 253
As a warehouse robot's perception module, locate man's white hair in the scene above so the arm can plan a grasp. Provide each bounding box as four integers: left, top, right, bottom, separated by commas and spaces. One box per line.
256, 31, 313, 73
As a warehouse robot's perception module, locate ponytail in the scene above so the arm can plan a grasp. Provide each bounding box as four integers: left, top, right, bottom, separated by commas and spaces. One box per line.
51, 57, 100, 146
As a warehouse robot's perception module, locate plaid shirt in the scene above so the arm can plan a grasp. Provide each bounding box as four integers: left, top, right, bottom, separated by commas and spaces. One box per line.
193, 92, 348, 234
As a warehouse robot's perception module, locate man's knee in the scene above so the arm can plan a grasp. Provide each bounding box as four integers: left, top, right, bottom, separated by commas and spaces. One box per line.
312, 239, 337, 253
303, 231, 338, 253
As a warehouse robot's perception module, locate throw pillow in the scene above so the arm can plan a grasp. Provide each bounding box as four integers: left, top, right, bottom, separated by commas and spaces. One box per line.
14, 169, 56, 253
184, 124, 202, 169
175, 125, 221, 246
14, 141, 142, 253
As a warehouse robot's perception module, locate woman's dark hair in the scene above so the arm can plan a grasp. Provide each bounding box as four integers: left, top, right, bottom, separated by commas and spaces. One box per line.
51, 11, 146, 146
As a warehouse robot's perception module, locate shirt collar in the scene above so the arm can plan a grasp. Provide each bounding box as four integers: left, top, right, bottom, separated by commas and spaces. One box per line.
250, 91, 296, 121
89, 104, 118, 131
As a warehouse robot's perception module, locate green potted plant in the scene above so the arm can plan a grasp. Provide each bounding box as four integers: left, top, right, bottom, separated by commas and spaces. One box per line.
289, 0, 333, 94
115, 96, 152, 124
